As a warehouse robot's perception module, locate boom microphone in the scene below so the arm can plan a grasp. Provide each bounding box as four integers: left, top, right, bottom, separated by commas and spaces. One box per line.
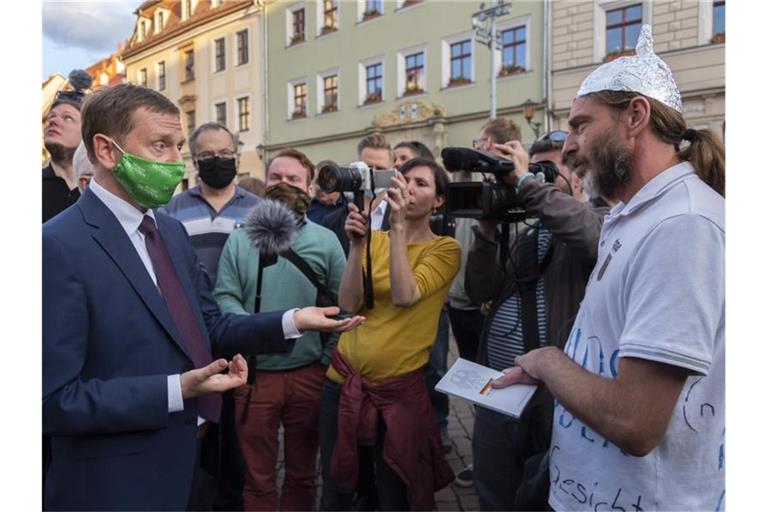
243, 199, 298, 258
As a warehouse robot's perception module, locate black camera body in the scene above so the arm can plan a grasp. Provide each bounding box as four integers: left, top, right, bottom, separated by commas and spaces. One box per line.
441, 147, 559, 222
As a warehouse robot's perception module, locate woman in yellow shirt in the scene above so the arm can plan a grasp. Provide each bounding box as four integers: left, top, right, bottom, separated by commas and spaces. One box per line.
319, 158, 461, 511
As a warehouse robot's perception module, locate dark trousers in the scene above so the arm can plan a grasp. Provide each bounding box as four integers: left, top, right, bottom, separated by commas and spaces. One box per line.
199, 390, 244, 511
318, 379, 409, 511
447, 306, 484, 363
426, 306, 450, 432
473, 404, 551, 511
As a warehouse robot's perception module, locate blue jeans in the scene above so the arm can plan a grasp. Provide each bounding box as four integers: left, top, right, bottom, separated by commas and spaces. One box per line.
318, 379, 409, 511
426, 306, 450, 431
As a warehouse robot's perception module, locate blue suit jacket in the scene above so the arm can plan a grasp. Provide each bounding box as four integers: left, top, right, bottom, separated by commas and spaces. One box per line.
43, 188, 289, 511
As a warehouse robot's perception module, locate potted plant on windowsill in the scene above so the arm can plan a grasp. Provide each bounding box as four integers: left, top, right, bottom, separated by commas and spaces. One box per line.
603, 49, 635, 62
363, 91, 382, 105
711, 32, 725, 44
290, 33, 305, 46
403, 84, 424, 97
291, 109, 307, 120
447, 76, 472, 87
362, 9, 381, 21
401, 0, 421, 8
321, 103, 338, 113
498, 64, 526, 77
320, 24, 337, 35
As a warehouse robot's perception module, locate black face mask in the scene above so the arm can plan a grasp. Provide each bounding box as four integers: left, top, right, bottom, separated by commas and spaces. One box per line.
197, 156, 237, 189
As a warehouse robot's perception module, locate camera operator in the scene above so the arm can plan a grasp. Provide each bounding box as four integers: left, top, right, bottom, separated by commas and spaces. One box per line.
319, 158, 460, 511
464, 132, 609, 511
321, 134, 394, 255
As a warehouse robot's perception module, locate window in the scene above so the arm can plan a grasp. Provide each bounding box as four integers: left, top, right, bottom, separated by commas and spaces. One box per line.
713, 1, 725, 42
237, 97, 250, 132
183, 0, 193, 20
236, 30, 249, 65
291, 8, 306, 44
140, 20, 147, 40
157, 61, 166, 91
322, 0, 338, 33
215, 102, 227, 126
365, 63, 383, 104
605, 4, 642, 57
293, 83, 308, 119
184, 49, 195, 81
186, 110, 196, 137
500, 26, 526, 75
156, 11, 165, 33
139, 68, 147, 87
214, 38, 226, 72
404, 52, 424, 94
362, 0, 382, 20
211, 0, 221, 6
322, 75, 338, 113
449, 40, 472, 85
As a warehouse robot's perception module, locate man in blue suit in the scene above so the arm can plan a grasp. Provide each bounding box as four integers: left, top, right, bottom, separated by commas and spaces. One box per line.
42, 83, 363, 511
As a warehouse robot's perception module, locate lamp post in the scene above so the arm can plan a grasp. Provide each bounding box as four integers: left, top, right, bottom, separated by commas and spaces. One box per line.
472, 0, 511, 118
522, 98, 542, 138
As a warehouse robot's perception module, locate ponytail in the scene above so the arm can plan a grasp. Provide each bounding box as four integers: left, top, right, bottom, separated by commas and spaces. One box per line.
679, 128, 725, 197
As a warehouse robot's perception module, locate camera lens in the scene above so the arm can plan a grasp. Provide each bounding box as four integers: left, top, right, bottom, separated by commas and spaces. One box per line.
317, 163, 362, 193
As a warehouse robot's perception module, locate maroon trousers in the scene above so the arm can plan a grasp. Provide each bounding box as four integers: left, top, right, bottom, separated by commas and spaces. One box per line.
234, 362, 326, 511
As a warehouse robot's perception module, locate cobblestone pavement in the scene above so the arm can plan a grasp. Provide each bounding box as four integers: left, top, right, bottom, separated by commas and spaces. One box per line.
274, 332, 479, 511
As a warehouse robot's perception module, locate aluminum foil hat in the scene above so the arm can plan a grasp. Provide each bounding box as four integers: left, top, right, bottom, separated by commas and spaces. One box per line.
577, 25, 682, 113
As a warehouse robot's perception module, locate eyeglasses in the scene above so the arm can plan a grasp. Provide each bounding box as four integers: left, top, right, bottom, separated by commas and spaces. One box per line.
535, 130, 568, 143
472, 137, 488, 149
196, 149, 236, 160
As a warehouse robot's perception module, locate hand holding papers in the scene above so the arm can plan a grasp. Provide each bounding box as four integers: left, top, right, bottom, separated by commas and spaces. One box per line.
435, 358, 537, 418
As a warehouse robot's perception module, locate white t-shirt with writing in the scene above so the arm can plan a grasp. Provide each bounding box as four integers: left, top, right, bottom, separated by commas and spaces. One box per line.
548, 163, 725, 512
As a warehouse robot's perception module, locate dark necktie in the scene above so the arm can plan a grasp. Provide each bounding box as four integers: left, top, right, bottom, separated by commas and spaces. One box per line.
138, 215, 221, 422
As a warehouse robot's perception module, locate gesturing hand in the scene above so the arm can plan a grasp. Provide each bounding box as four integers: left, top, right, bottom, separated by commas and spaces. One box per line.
294, 306, 365, 333
181, 354, 248, 399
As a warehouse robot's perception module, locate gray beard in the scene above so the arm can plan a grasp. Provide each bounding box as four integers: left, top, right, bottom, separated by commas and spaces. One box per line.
45, 141, 76, 166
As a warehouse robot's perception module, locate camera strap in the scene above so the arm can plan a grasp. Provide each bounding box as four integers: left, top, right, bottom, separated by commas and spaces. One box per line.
364, 206, 375, 309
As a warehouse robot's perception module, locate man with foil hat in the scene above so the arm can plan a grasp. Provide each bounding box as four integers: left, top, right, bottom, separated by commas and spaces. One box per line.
491, 26, 725, 510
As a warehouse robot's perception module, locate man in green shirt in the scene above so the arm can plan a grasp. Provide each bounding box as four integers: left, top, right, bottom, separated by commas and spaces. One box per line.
214, 148, 346, 511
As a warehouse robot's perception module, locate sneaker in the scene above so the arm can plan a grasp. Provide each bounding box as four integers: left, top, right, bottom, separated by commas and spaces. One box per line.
454, 464, 473, 487
440, 429, 452, 455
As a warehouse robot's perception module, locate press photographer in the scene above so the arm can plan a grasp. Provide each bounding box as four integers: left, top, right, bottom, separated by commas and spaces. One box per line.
461, 132, 610, 511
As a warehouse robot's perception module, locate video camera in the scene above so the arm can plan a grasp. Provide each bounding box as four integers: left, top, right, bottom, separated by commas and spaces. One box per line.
441, 147, 559, 223
316, 161, 398, 211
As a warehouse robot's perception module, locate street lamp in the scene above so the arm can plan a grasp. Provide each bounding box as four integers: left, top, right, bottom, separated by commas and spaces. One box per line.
522, 98, 542, 138
472, 1, 511, 118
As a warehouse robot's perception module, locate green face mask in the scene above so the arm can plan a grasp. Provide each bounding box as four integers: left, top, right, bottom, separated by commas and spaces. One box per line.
110, 139, 186, 209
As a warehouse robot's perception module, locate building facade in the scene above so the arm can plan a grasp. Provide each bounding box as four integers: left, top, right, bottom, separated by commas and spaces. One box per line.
122, 0, 266, 185
264, 0, 548, 165
549, 0, 725, 138
86, 43, 128, 90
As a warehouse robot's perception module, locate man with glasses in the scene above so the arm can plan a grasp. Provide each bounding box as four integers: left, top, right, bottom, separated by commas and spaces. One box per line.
161, 121, 259, 511
463, 130, 609, 510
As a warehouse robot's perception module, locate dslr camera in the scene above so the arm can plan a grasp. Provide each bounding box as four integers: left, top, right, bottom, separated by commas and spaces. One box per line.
441, 147, 559, 223
316, 161, 398, 211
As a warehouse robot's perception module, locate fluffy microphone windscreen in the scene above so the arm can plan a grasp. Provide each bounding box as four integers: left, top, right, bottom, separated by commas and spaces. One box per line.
243, 199, 298, 257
